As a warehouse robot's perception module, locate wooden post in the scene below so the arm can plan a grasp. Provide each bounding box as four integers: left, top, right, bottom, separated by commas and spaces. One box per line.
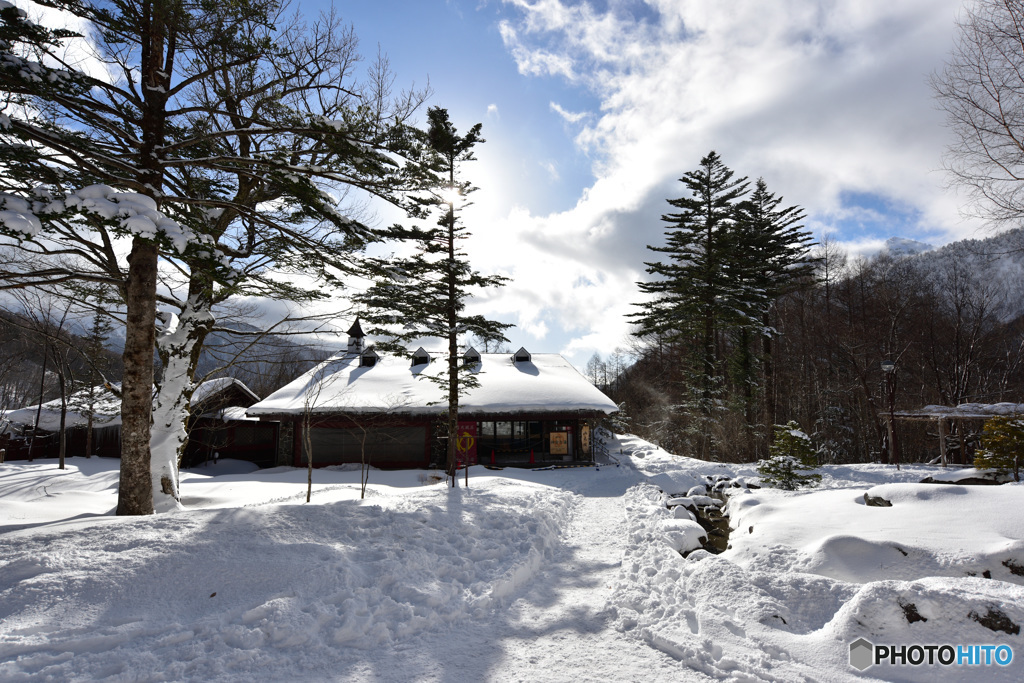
938, 418, 948, 468
886, 416, 896, 466
957, 419, 965, 465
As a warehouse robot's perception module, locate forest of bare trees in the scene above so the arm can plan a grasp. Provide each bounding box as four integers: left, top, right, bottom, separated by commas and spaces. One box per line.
612, 230, 1024, 465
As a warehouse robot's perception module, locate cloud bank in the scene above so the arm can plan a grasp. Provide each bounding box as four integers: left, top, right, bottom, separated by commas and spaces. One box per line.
470, 0, 976, 364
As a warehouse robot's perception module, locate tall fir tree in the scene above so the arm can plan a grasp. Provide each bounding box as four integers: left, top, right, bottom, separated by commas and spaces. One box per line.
78, 286, 116, 460
356, 107, 510, 485
731, 178, 814, 445
631, 151, 749, 457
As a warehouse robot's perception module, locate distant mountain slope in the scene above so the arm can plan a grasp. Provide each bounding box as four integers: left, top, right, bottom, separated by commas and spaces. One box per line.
0, 308, 124, 412
189, 322, 335, 398
903, 228, 1024, 321
884, 236, 934, 256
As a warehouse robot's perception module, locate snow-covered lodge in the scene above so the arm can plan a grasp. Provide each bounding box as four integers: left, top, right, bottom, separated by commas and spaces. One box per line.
246, 324, 618, 469
1, 377, 269, 463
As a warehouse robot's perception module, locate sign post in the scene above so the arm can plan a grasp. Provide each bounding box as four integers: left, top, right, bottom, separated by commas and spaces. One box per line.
456, 421, 477, 486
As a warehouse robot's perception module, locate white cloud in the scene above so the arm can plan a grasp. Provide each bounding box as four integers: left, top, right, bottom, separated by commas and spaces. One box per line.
477, 0, 977, 366
549, 101, 586, 123
13, 0, 118, 83
498, 20, 576, 79
487, 103, 500, 118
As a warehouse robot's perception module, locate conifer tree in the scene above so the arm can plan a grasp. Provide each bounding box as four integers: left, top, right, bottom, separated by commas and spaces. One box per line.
731, 178, 814, 435
631, 151, 748, 457
78, 288, 116, 459
632, 152, 749, 406
757, 421, 821, 490
975, 416, 1024, 482
356, 107, 510, 485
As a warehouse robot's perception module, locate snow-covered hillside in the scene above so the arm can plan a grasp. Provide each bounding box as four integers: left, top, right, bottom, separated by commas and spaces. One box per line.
901, 227, 1024, 321
1, 438, 1022, 681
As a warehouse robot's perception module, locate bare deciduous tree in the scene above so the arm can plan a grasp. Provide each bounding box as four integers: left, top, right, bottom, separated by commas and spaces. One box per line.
934, 0, 1024, 225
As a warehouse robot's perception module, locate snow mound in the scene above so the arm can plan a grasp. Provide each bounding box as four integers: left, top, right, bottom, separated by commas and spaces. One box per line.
660, 518, 707, 554
727, 483, 1024, 584
0, 478, 573, 680
824, 577, 1024, 678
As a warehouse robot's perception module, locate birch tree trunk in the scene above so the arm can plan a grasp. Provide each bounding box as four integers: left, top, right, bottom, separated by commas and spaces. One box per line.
150, 294, 213, 511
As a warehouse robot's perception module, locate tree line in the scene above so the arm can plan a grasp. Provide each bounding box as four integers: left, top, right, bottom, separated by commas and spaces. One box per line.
614, 217, 1024, 464
614, 0, 1024, 468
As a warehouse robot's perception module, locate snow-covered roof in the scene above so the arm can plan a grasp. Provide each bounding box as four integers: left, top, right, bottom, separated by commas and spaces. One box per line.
4, 378, 260, 432
247, 351, 618, 417
891, 402, 1024, 420
3, 385, 123, 431
191, 377, 260, 406
201, 406, 260, 422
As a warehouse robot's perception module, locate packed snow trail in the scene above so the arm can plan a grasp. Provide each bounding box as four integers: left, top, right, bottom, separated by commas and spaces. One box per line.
367, 465, 714, 682
460, 475, 711, 682
5, 452, 1024, 681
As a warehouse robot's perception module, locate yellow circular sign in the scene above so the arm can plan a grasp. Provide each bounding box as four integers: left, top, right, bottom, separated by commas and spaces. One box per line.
456, 431, 475, 453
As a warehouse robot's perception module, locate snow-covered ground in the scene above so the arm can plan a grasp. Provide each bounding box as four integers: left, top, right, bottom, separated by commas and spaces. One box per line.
1, 436, 1022, 681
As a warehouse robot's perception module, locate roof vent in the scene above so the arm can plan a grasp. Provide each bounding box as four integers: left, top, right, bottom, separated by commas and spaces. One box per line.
360, 346, 379, 368
347, 317, 365, 354
513, 346, 531, 363
411, 347, 431, 367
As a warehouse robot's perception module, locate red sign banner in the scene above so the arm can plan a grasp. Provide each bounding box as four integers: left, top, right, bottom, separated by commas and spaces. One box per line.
456, 421, 478, 466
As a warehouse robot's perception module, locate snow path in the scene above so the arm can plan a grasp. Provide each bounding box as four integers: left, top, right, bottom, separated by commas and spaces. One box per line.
7, 450, 1023, 680
367, 469, 712, 682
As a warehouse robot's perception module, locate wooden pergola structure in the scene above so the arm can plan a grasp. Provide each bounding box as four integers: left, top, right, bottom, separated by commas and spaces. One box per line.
884, 403, 1024, 467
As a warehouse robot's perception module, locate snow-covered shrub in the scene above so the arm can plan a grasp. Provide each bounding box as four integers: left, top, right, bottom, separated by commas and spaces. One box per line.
757, 421, 821, 490
756, 455, 821, 491
608, 401, 631, 433
975, 416, 1024, 482
769, 421, 817, 465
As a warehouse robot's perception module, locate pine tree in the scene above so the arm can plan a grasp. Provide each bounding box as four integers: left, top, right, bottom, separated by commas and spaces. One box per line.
757, 421, 821, 490
975, 416, 1024, 482
630, 151, 748, 457
79, 289, 115, 459
357, 107, 510, 485
731, 178, 814, 444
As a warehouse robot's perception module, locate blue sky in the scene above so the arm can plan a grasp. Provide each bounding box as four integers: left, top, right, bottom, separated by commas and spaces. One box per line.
309, 1, 976, 368
322, 1, 599, 216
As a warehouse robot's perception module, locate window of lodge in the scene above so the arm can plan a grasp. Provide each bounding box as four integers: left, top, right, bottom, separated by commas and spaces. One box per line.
476, 420, 542, 454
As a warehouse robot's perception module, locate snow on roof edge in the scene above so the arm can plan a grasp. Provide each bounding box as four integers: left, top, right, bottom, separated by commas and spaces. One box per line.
247, 351, 618, 418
